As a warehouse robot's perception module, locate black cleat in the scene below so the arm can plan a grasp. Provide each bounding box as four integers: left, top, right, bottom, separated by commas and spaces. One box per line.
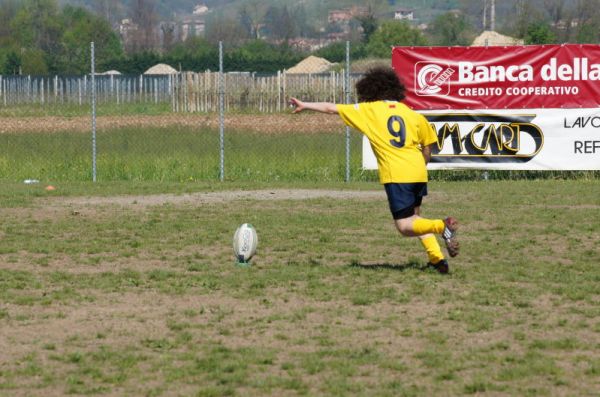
428, 259, 449, 274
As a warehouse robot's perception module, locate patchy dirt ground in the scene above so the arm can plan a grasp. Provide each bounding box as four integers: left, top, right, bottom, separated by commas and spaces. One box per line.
2, 183, 598, 396
57, 188, 386, 208
0, 113, 344, 134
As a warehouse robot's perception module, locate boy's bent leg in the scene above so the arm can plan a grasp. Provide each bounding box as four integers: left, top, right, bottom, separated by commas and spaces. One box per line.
419, 234, 444, 263
394, 215, 430, 236
395, 225, 448, 274
412, 217, 445, 235
411, 216, 460, 257
388, 186, 460, 257
396, 216, 453, 236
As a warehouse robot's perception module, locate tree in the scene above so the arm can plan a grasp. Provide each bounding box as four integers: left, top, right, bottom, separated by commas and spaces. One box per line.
165, 36, 217, 71
544, 0, 566, 24
362, 0, 390, 16
224, 40, 302, 72
574, 22, 600, 43
524, 21, 557, 44
92, 0, 122, 25
10, 0, 64, 73
264, 5, 295, 41
290, 5, 315, 38
12, 0, 62, 55
161, 22, 176, 53
507, 0, 546, 40
570, 0, 600, 43
365, 21, 427, 58
354, 0, 387, 42
0, 0, 126, 74
205, 12, 248, 47
238, 6, 253, 38
109, 50, 160, 74
0, 0, 19, 46
21, 48, 48, 74
241, 0, 268, 39
61, 6, 124, 74
429, 11, 475, 46
129, 0, 159, 52
314, 41, 366, 63
2, 49, 21, 74
356, 11, 378, 43
459, 0, 486, 29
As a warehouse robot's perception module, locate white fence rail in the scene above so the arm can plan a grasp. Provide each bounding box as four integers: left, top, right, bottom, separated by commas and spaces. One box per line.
0, 75, 174, 106
0, 72, 360, 112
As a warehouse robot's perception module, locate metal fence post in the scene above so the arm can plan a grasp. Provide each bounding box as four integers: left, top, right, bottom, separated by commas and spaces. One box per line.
345, 41, 351, 182
91, 42, 97, 183
219, 41, 225, 182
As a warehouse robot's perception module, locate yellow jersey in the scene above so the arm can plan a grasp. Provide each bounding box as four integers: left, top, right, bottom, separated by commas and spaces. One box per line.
336, 101, 438, 184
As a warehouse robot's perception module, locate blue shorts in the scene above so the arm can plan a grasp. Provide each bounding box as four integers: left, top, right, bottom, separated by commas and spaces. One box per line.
384, 183, 428, 219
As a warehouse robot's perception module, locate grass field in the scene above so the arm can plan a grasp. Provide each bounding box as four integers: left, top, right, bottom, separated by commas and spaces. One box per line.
0, 128, 362, 183
3, 123, 597, 184
0, 179, 599, 396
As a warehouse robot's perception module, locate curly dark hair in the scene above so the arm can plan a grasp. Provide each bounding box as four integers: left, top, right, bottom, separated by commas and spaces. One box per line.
355, 66, 406, 102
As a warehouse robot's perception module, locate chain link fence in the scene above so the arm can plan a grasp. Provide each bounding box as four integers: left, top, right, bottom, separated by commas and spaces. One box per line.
1, 42, 597, 184
0, 42, 370, 184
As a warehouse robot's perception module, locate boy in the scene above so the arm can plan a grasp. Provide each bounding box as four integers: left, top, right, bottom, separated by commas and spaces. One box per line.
289, 67, 459, 274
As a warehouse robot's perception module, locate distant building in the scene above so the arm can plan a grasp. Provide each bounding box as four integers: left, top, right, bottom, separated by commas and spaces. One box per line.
119, 18, 138, 50
326, 32, 348, 41
394, 8, 414, 21
285, 38, 332, 52
161, 3, 208, 46
327, 6, 368, 40
328, 9, 353, 24
328, 6, 368, 23
553, 19, 580, 30
179, 18, 206, 41
179, 3, 208, 41
118, 4, 209, 52
161, 22, 176, 51
193, 4, 209, 15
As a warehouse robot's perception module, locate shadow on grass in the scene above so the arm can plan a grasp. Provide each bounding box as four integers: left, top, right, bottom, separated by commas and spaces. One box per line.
349, 260, 430, 272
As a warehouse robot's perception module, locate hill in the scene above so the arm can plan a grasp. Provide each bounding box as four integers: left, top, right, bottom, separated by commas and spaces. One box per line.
59, 0, 462, 25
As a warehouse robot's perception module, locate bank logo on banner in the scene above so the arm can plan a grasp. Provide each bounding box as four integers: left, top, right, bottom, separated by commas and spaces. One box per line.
415, 62, 455, 96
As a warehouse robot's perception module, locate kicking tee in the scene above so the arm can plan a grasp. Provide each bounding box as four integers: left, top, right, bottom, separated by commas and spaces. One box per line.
336, 101, 438, 184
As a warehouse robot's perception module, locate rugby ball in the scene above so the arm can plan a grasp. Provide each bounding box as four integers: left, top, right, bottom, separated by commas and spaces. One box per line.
233, 223, 258, 263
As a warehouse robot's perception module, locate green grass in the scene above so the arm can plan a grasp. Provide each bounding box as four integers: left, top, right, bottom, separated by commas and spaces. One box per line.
1, 120, 597, 184
0, 126, 367, 182
0, 180, 599, 396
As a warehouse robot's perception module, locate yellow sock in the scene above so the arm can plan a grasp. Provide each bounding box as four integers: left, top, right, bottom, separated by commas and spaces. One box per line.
412, 218, 445, 235
420, 235, 445, 264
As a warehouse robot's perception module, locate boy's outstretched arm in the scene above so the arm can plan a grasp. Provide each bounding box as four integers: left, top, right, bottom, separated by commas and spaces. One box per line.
289, 97, 339, 114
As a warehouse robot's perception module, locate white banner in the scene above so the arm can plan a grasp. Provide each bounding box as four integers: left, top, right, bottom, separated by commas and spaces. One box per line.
362, 108, 600, 170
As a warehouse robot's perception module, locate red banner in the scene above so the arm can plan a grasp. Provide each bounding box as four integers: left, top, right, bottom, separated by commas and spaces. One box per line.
392, 44, 600, 110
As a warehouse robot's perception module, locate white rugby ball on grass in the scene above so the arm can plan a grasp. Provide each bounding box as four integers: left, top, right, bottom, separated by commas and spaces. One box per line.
233, 223, 258, 263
